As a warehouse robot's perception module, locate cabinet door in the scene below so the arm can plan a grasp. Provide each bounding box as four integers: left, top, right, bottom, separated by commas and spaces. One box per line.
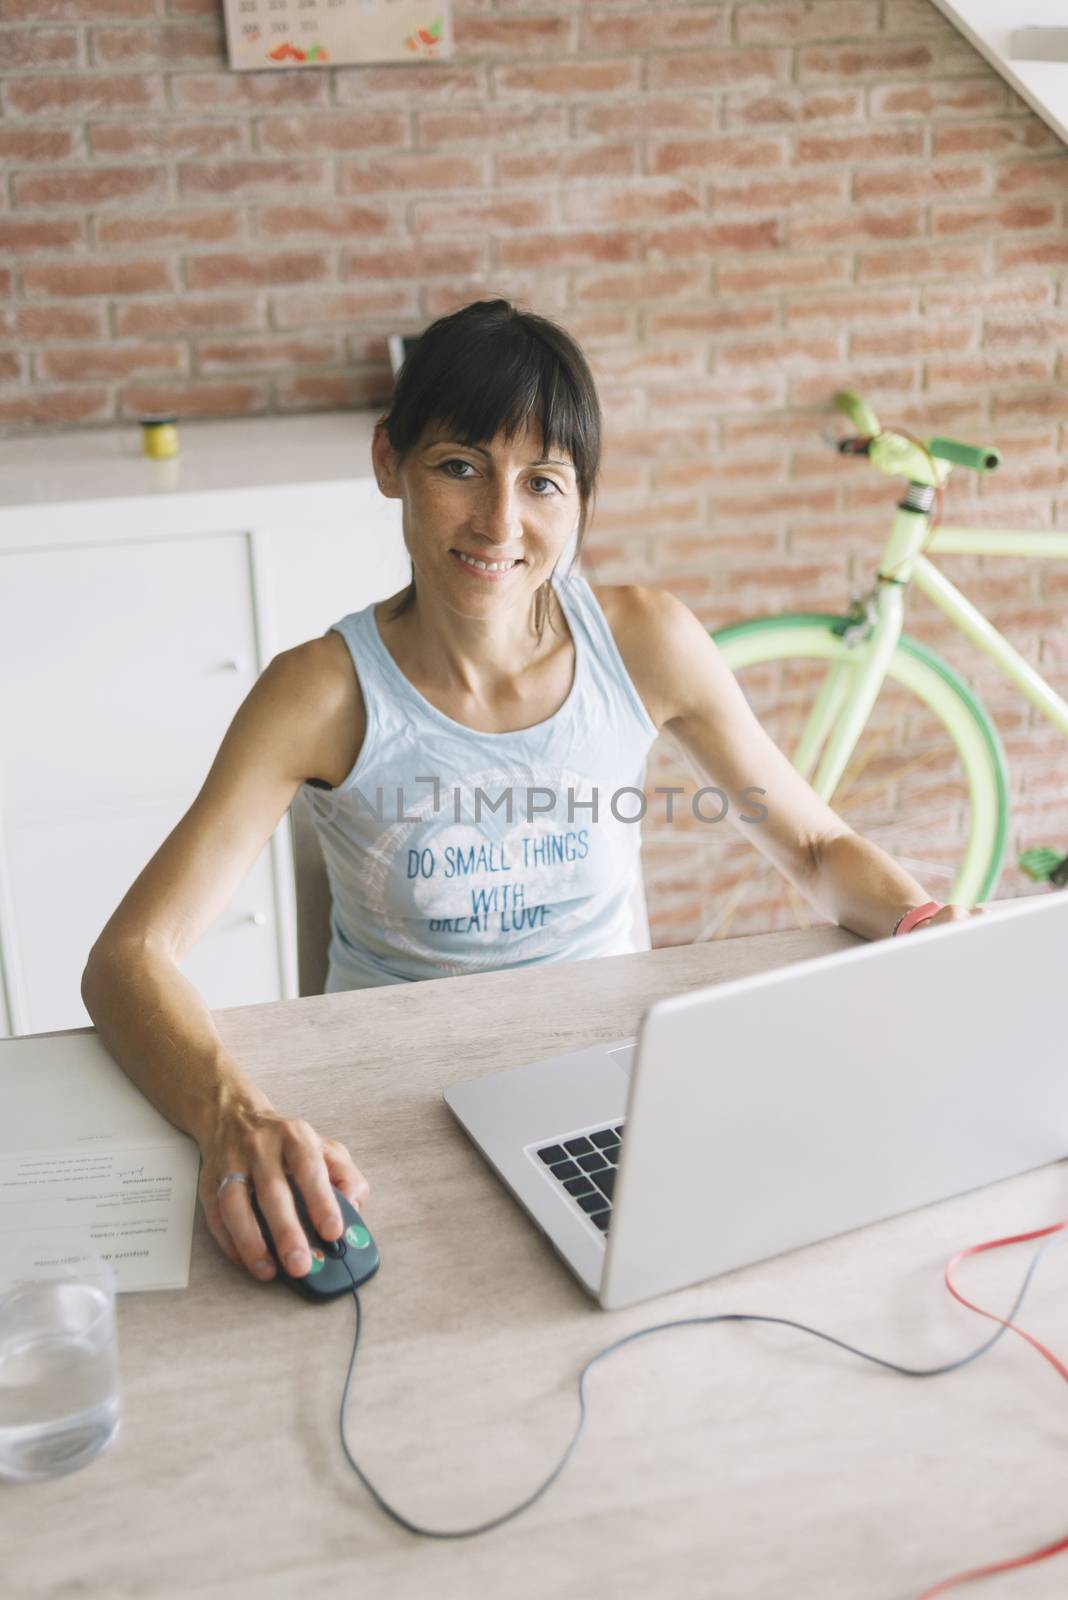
0, 532, 259, 813
265, 499, 409, 653
4, 801, 282, 1034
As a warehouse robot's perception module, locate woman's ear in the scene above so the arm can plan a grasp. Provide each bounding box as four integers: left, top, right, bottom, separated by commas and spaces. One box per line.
372, 419, 402, 499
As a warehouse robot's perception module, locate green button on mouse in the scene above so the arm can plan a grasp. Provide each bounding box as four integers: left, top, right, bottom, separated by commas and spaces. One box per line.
345, 1223, 371, 1250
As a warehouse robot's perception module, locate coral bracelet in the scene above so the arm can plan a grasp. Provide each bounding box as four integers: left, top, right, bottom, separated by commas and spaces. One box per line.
892, 900, 944, 937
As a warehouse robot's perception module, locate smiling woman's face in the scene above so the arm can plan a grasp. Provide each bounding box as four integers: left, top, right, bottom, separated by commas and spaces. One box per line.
373, 416, 582, 621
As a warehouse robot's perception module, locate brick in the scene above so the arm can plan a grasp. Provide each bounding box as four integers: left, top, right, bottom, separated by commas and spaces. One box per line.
993, 390, 1068, 422
453, 14, 574, 53
927, 358, 1048, 388
256, 113, 408, 155
935, 119, 1058, 156
171, 73, 327, 111
119, 380, 267, 417
0, 388, 112, 425
494, 60, 640, 97
871, 81, 1005, 119
857, 244, 987, 281
257, 203, 391, 241
798, 43, 934, 79
37, 342, 185, 380
340, 152, 486, 194
0, 217, 83, 252
589, 344, 705, 384
853, 164, 988, 202
0, 352, 24, 382
583, 7, 728, 51
184, 251, 329, 290
337, 242, 483, 280
0, 127, 76, 161
268, 287, 417, 330
418, 107, 567, 145
790, 364, 917, 405
333, 64, 484, 105
178, 159, 328, 199
576, 98, 721, 139
16, 305, 105, 338
649, 135, 784, 175
647, 219, 781, 258
20, 258, 172, 297
12, 165, 167, 207
114, 296, 262, 335
89, 120, 246, 157
196, 334, 341, 373
718, 334, 841, 369
995, 159, 1068, 196
595, 495, 701, 532
647, 303, 778, 336
932, 202, 1057, 237
796, 129, 925, 164
718, 253, 849, 293
998, 240, 1068, 270
572, 265, 710, 304
784, 290, 915, 325
637, 376, 787, 413
562, 180, 698, 226
89, 21, 222, 65
423, 277, 569, 319
850, 325, 974, 358
2, 26, 79, 66
4, 72, 163, 116
985, 316, 1068, 348
412, 193, 554, 235
1, 0, 157, 15
789, 207, 924, 248
96, 208, 243, 247
712, 173, 848, 213
497, 144, 635, 186
922, 278, 1052, 314
271, 372, 389, 411
648, 49, 789, 92
735, 2, 878, 41
723, 89, 863, 127
497, 229, 642, 269
653, 459, 787, 492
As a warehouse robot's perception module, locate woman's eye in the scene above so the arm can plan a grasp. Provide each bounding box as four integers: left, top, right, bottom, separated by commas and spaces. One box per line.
439, 460, 560, 495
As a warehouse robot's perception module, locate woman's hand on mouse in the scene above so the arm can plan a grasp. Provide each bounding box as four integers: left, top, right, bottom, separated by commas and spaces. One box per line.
197, 1103, 369, 1281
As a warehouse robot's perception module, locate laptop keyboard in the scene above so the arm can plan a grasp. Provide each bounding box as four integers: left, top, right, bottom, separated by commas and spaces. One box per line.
535, 1123, 624, 1235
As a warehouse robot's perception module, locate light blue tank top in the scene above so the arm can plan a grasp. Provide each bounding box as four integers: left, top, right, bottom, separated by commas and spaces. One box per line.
300, 571, 660, 991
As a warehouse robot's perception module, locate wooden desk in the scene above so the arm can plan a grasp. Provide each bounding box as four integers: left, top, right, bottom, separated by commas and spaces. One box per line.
5, 930, 1068, 1600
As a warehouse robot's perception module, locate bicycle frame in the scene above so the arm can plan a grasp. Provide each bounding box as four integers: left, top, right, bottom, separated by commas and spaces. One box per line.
799, 502, 1068, 804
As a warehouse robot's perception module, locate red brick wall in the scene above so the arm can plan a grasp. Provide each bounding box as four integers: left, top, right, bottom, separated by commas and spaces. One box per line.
3, 0, 1067, 942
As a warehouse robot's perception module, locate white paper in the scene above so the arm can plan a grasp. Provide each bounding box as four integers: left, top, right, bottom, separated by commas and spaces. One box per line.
0, 1032, 201, 1292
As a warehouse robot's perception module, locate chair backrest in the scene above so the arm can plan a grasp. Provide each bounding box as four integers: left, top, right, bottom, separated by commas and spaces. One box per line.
289, 788, 332, 998
289, 787, 652, 996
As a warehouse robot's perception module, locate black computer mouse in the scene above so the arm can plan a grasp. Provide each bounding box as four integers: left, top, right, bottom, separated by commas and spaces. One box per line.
250, 1175, 379, 1302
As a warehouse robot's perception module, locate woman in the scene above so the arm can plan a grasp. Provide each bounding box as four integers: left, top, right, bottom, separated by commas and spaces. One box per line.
81, 298, 979, 1285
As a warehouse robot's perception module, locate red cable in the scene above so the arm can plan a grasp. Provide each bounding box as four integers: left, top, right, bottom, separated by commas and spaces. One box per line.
915, 1217, 1068, 1598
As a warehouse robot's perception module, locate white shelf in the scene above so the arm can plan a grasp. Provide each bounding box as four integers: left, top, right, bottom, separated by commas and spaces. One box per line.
931, 1, 1068, 146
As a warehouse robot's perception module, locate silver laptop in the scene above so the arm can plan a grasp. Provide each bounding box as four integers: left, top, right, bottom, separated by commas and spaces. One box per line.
444, 893, 1068, 1310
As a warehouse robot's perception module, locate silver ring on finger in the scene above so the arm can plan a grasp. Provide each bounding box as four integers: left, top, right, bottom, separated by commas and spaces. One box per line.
217, 1172, 251, 1200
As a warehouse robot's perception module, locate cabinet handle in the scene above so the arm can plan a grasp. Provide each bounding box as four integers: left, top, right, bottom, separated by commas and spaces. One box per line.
248, 911, 267, 927
221, 658, 245, 673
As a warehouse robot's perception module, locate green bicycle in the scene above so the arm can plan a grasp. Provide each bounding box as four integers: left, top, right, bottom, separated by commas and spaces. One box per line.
704, 389, 1068, 941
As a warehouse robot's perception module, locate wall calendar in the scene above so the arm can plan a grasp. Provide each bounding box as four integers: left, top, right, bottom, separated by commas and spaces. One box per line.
221, 0, 452, 71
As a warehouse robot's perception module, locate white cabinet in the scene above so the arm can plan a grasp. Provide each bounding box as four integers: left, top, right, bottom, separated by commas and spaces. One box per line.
0, 412, 409, 1036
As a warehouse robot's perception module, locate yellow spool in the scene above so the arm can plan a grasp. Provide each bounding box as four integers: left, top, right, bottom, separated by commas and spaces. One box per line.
140, 415, 179, 459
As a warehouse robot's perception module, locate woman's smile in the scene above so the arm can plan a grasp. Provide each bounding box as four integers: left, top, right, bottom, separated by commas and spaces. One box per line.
450, 548, 526, 580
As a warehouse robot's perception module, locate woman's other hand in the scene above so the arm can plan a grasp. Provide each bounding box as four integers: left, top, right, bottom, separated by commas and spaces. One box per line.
198, 1106, 370, 1281
908, 903, 986, 933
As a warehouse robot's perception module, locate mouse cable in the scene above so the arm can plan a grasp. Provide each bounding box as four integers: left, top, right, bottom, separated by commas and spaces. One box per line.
336, 1222, 1066, 1581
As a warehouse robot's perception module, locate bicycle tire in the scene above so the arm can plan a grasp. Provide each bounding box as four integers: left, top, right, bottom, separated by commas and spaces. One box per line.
698, 613, 1010, 938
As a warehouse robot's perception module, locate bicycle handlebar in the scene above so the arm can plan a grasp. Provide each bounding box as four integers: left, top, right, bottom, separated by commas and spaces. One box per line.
832, 389, 1000, 478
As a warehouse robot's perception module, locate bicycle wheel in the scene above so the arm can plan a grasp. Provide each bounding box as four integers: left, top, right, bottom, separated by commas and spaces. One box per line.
691, 614, 1010, 939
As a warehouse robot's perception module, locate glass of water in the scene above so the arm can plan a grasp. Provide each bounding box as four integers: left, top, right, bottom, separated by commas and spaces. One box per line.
0, 1255, 120, 1483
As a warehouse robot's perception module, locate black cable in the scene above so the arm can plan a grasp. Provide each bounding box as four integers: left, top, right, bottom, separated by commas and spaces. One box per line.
337, 1233, 1061, 1541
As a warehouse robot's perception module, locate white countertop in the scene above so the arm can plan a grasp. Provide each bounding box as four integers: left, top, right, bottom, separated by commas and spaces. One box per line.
0, 411, 381, 508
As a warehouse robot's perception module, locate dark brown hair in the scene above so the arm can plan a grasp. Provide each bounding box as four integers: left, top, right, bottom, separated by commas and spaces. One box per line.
378, 298, 602, 640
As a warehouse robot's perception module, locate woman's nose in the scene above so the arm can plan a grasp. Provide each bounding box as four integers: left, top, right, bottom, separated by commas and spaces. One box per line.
470, 483, 523, 542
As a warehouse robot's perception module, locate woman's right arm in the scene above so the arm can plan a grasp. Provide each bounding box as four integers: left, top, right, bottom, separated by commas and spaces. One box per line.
80, 640, 369, 1283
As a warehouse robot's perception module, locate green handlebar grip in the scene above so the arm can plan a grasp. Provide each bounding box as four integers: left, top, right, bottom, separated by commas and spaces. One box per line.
833, 388, 881, 438
927, 436, 1001, 473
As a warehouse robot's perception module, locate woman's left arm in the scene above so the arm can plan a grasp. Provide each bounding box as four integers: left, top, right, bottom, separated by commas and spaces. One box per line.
611, 585, 983, 941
